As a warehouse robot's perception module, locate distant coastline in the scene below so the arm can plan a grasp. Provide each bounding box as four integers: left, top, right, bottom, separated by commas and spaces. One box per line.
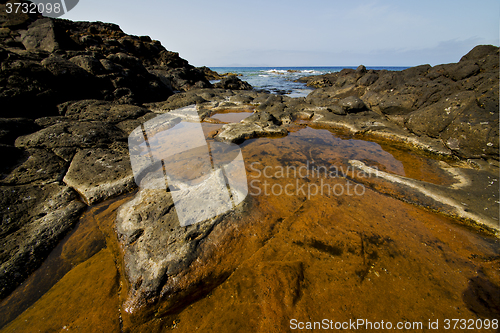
211, 66, 409, 97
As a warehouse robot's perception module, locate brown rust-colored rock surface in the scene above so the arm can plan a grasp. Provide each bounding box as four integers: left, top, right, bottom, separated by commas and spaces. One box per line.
112, 125, 499, 329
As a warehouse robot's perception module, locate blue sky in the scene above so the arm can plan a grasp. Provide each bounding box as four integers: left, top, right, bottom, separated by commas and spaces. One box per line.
62, 0, 499, 67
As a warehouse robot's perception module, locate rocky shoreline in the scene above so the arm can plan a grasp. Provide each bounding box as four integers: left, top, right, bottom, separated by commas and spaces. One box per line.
0, 8, 252, 299
1, 7, 499, 329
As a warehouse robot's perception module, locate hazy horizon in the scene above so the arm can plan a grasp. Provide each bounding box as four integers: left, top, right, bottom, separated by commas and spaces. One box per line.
62, 0, 499, 67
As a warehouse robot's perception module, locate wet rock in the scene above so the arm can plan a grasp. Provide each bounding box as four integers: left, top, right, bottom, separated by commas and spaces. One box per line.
216, 121, 287, 143
0, 184, 86, 298
63, 143, 135, 205
115, 174, 236, 317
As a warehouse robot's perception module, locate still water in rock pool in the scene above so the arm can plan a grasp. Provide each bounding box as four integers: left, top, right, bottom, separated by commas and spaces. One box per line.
1, 124, 498, 332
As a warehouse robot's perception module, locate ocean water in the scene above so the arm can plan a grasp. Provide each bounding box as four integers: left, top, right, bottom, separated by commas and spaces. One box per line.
211, 67, 408, 98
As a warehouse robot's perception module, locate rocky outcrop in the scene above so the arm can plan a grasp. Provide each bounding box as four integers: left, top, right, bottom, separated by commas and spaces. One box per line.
297, 45, 499, 161
137, 76, 497, 162
213, 75, 253, 90
198, 66, 223, 80
63, 143, 136, 205
0, 183, 85, 298
111, 87, 500, 324
0, 15, 223, 119
115, 177, 235, 318
1, 7, 257, 298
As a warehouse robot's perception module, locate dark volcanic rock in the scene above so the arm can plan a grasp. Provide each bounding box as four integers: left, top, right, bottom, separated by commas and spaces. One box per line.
377, 94, 417, 115
20, 18, 59, 52
0, 118, 39, 144
0, 148, 67, 185
214, 75, 253, 90
338, 96, 366, 113
15, 121, 126, 149
440, 103, 499, 159
115, 164, 249, 318
460, 45, 500, 62
0, 11, 499, 320
198, 66, 223, 80
217, 120, 287, 143
298, 45, 499, 160
146, 91, 208, 111
406, 91, 476, 138
58, 100, 148, 123
0, 16, 221, 118
357, 73, 379, 86
69, 55, 105, 75
0, 184, 85, 298
445, 61, 480, 81
41, 54, 101, 100
0, 14, 257, 303
63, 143, 135, 204
0, 52, 60, 118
